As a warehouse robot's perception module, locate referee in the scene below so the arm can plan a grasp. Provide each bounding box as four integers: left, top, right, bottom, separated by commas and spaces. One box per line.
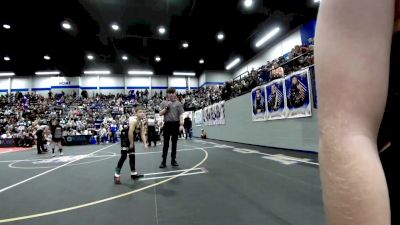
159, 87, 184, 168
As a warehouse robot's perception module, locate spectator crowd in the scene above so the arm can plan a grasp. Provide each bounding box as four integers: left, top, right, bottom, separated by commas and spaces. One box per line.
0, 40, 314, 147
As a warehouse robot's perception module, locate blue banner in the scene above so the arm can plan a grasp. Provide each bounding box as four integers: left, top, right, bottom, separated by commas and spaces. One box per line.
251, 86, 267, 121
266, 79, 286, 120
202, 101, 225, 126
284, 69, 312, 118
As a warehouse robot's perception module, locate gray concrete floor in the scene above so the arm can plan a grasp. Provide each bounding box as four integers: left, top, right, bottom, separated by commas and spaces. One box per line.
0, 139, 325, 225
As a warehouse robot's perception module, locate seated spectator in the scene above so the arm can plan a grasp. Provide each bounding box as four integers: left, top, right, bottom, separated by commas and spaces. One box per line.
270, 62, 284, 81
200, 129, 207, 139
1, 131, 12, 139
248, 75, 259, 90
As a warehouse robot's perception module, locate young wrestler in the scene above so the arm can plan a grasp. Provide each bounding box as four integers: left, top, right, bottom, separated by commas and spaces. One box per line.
114, 106, 148, 184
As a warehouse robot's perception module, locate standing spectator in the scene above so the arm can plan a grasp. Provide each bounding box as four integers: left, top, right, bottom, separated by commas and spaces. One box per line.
200, 129, 207, 139
183, 115, 192, 140
81, 90, 88, 99
225, 80, 233, 99
50, 119, 64, 157
110, 120, 118, 143
36, 127, 46, 154
147, 116, 158, 147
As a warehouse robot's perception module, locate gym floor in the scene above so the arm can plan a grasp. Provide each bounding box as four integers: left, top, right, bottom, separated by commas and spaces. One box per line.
0, 139, 325, 225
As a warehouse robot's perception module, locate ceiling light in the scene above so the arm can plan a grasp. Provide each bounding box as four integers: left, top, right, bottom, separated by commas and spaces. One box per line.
111, 23, 120, 31
35, 71, 60, 75
217, 32, 225, 41
3, 24, 11, 29
128, 70, 154, 75
44, 55, 51, 60
226, 58, 241, 70
0, 72, 15, 76
122, 55, 128, 61
158, 26, 166, 35
182, 42, 189, 48
314, 0, 320, 2
4, 56, 10, 61
173, 72, 195, 76
87, 54, 94, 60
83, 70, 111, 75
244, 0, 253, 8
62, 22, 72, 30
255, 27, 280, 48
199, 59, 204, 64
155, 56, 161, 62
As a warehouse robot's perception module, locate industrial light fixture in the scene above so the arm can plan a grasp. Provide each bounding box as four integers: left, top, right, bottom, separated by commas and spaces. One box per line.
182, 42, 189, 48
111, 23, 120, 31
62, 22, 72, 30
0, 72, 15, 76
173, 71, 195, 76
122, 55, 128, 61
158, 26, 166, 35
225, 58, 241, 70
44, 55, 51, 60
87, 54, 94, 60
244, 0, 253, 8
128, 70, 154, 75
35, 71, 61, 75
199, 59, 205, 64
255, 27, 280, 48
155, 56, 161, 62
217, 32, 225, 41
3, 24, 11, 29
83, 70, 111, 75
3, 56, 10, 61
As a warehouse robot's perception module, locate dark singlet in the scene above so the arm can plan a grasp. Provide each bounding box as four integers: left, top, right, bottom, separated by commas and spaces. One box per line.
120, 128, 130, 148
289, 85, 301, 107
255, 96, 263, 111
378, 31, 400, 224
120, 120, 142, 149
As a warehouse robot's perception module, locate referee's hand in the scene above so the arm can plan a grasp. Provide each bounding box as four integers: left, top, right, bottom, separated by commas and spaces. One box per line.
166, 102, 173, 110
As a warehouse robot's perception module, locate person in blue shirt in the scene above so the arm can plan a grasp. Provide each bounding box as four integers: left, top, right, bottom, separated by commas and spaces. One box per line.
110, 120, 118, 143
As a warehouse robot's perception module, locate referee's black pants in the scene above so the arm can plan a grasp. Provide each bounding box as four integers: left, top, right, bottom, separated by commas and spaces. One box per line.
162, 121, 179, 162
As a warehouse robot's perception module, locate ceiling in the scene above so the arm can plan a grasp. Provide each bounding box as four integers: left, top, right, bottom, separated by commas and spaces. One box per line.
0, 0, 318, 77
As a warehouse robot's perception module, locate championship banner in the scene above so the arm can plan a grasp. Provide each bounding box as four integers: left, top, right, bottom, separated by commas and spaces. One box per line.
284, 69, 312, 118
194, 110, 203, 126
210, 104, 217, 125
266, 79, 286, 120
203, 106, 210, 126
217, 101, 225, 125
202, 107, 207, 126
202, 101, 225, 126
251, 86, 267, 121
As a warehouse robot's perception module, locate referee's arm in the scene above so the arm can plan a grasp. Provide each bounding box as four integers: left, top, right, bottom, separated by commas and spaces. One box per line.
159, 108, 168, 116
179, 104, 184, 127
159, 101, 168, 116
